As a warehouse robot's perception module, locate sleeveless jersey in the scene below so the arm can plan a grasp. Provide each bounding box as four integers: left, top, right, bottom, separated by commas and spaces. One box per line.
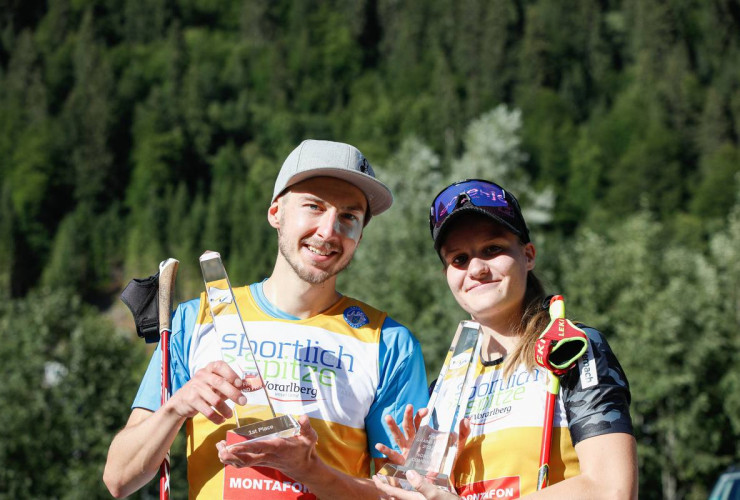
454, 326, 633, 499
132, 282, 428, 499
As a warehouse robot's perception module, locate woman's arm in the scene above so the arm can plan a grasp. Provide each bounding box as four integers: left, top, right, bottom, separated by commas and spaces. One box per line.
523, 432, 638, 499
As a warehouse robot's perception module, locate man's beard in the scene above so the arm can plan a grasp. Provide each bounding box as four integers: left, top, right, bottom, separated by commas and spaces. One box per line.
277, 233, 351, 285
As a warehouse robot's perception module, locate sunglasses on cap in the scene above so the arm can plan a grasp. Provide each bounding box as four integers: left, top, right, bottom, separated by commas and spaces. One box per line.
429, 179, 530, 245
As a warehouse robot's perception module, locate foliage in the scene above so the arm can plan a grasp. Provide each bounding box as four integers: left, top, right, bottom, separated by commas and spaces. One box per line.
0, 288, 151, 498
1, 1, 740, 498
559, 207, 740, 499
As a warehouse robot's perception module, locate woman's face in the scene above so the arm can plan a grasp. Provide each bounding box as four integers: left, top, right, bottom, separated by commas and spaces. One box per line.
440, 214, 536, 326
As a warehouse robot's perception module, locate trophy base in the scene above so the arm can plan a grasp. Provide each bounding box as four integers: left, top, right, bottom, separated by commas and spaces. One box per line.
227, 414, 300, 448
376, 463, 451, 491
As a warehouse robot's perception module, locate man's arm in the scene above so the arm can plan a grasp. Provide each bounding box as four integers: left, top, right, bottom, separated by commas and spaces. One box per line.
103, 407, 183, 498
103, 361, 246, 498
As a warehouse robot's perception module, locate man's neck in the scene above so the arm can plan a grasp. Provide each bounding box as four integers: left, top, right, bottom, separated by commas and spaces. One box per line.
262, 259, 342, 319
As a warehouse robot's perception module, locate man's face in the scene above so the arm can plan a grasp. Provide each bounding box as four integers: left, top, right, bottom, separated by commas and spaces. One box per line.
269, 177, 367, 285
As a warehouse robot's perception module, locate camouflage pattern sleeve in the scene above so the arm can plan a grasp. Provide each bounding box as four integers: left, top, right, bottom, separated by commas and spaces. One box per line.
560, 325, 634, 445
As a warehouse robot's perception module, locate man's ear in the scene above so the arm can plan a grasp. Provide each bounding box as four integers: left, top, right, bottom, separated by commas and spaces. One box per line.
267, 198, 281, 229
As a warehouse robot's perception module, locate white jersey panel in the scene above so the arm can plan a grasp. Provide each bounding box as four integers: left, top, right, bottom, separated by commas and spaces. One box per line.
465, 364, 568, 436
189, 320, 380, 429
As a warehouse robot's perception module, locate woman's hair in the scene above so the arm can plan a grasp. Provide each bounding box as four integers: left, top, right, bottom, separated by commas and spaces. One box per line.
500, 271, 550, 379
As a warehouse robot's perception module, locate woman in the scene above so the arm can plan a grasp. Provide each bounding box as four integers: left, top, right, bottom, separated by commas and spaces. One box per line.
373, 179, 638, 499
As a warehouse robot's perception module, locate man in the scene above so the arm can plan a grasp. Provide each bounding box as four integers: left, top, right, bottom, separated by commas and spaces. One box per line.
103, 140, 429, 499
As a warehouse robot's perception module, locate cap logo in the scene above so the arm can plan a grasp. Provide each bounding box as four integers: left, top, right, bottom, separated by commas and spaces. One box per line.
359, 158, 369, 174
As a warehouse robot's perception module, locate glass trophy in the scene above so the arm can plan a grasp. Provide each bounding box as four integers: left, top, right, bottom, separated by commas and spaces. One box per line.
199, 250, 300, 446
377, 320, 482, 491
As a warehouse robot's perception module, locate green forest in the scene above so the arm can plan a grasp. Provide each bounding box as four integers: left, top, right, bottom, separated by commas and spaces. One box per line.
1, 0, 739, 498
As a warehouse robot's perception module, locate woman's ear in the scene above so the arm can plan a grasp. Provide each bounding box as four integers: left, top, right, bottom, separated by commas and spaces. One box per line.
524, 242, 536, 271
439, 257, 449, 277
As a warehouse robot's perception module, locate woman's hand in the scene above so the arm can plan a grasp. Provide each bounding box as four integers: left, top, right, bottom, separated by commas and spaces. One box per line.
375, 404, 428, 464
452, 417, 471, 467
373, 470, 460, 500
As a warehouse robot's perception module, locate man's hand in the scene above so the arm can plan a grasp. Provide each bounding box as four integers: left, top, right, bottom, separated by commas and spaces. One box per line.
375, 404, 428, 465
217, 415, 388, 499
168, 360, 246, 424
373, 470, 460, 500
215, 415, 319, 480
104, 361, 246, 498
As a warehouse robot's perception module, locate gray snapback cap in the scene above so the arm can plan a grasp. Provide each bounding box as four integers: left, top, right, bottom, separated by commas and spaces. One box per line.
272, 140, 393, 218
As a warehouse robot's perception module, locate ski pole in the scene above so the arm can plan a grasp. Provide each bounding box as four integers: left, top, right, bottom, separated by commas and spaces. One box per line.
535, 295, 588, 490
158, 258, 179, 500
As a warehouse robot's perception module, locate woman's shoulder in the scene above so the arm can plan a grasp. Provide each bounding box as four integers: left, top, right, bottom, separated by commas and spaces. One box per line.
562, 322, 631, 399
562, 324, 634, 444
574, 323, 618, 356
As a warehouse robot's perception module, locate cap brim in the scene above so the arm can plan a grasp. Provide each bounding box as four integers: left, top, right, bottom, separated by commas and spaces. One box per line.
433, 204, 524, 252
275, 168, 393, 216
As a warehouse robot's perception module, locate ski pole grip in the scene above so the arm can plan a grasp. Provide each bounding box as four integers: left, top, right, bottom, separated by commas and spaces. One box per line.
536, 294, 588, 375
548, 295, 564, 319
158, 258, 179, 333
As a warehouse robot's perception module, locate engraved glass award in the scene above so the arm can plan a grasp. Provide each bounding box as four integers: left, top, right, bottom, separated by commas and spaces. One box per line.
377, 320, 482, 491
199, 250, 300, 446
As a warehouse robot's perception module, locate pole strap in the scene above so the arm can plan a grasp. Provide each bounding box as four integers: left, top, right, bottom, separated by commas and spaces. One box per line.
120, 272, 160, 343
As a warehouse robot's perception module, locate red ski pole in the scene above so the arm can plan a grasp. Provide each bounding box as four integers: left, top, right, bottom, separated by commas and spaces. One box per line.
158, 258, 179, 500
535, 295, 588, 490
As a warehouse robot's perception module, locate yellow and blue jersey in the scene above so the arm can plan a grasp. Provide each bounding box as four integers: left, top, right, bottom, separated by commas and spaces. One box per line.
133, 281, 428, 499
